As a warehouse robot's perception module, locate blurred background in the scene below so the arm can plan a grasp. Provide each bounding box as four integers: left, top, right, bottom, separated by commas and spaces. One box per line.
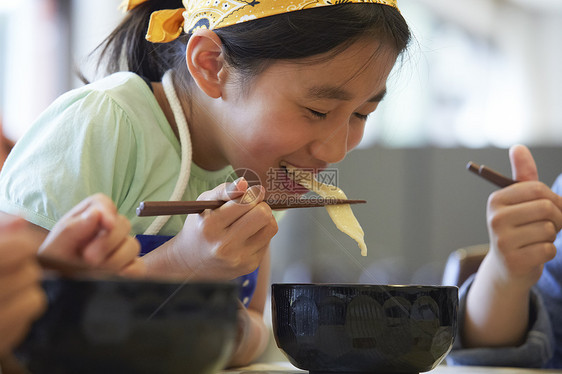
1, 0, 562, 358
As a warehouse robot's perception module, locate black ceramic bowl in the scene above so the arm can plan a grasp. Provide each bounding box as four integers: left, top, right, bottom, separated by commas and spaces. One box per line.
271, 283, 458, 374
16, 275, 239, 374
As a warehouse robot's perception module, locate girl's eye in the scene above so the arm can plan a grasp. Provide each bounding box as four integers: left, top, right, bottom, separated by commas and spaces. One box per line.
308, 109, 328, 119
354, 113, 370, 121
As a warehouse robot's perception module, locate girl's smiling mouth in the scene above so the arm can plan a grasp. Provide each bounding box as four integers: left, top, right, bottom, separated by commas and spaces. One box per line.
277, 161, 312, 194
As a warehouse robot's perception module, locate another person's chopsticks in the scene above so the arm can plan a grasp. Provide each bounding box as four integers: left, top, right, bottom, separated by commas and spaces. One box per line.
136, 198, 366, 217
37, 254, 116, 278
466, 161, 517, 188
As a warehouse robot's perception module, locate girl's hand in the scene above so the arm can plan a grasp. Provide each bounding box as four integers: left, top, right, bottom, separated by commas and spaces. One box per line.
0, 215, 47, 355
485, 145, 562, 290
165, 178, 278, 280
39, 193, 144, 277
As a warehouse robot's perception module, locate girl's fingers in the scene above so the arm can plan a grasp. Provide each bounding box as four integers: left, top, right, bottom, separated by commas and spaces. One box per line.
197, 178, 248, 202
214, 185, 266, 228
219, 203, 276, 272
228, 202, 277, 243
244, 223, 279, 256
194, 181, 266, 230
192, 185, 266, 233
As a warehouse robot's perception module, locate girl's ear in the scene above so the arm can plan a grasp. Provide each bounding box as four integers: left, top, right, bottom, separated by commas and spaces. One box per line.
186, 29, 225, 99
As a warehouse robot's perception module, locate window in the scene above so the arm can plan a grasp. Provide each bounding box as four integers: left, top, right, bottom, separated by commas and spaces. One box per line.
359, 0, 562, 148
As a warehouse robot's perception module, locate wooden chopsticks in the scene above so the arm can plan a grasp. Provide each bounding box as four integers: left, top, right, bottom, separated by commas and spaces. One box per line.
37, 254, 116, 278
136, 198, 366, 217
466, 161, 517, 188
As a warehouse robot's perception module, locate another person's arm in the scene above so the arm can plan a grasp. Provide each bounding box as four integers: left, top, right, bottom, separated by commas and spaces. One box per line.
463, 145, 562, 347
0, 215, 46, 356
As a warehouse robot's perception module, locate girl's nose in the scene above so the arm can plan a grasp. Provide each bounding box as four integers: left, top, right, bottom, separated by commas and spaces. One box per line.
309, 121, 350, 164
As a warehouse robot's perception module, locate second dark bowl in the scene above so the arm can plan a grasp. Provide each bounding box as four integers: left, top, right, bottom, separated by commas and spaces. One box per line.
272, 283, 458, 374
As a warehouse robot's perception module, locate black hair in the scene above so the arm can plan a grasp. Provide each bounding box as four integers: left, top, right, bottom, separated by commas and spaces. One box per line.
90, 0, 410, 94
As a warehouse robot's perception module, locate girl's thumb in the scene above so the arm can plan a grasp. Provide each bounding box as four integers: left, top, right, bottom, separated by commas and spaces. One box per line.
197, 177, 250, 202
224, 177, 248, 201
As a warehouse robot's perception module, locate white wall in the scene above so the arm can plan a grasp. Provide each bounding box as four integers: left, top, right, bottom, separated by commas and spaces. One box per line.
0, 0, 122, 141
366, 0, 562, 147
69, 0, 122, 87
2, 0, 68, 141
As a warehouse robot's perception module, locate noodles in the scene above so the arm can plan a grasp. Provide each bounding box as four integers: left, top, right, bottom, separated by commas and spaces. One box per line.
283, 163, 367, 256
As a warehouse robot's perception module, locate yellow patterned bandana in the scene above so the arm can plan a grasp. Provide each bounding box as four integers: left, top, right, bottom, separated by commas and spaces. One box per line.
122, 0, 398, 43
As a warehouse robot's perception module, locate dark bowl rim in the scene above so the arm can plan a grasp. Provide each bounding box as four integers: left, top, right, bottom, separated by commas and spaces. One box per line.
271, 282, 458, 290
42, 275, 239, 288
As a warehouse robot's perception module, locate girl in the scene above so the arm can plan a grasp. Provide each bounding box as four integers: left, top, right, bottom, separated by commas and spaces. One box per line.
0, 0, 410, 366
447, 145, 562, 368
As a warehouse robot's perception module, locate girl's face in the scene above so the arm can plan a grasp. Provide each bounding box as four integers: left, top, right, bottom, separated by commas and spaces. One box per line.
209, 38, 398, 197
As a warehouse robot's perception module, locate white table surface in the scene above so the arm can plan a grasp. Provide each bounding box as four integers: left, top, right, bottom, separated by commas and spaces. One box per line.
222, 362, 562, 374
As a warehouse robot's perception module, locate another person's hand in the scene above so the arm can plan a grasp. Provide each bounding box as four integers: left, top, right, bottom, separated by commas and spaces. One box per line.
39, 193, 144, 277
464, 144, 562, 348
486, 144, 562, 290
0, 214, 46, 355
151, 177, 278, 280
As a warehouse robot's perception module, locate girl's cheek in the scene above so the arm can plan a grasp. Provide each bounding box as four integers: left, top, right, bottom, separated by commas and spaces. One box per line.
348, 126, 365, 151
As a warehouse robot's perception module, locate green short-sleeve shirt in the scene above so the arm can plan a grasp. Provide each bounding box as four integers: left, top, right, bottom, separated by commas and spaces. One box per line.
0, 72, 265, 236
